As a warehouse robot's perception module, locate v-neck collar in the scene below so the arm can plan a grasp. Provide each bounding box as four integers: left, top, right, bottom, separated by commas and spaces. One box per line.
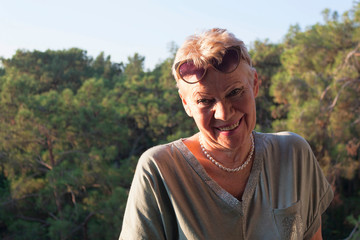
173, 132, 264, 215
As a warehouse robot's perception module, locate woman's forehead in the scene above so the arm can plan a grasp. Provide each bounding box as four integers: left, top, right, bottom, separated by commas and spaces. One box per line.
194, 63, 251, 86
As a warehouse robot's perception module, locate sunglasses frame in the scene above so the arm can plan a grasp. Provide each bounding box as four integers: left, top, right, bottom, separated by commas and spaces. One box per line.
174, 46, 242, 84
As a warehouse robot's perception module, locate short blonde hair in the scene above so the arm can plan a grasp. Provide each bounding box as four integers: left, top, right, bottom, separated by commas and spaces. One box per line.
172, 28, 252, 82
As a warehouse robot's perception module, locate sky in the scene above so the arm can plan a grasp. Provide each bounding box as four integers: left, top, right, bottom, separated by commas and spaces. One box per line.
0, 0, 356, 70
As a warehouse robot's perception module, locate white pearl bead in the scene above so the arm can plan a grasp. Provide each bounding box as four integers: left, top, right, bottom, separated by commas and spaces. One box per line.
199, 133, 254, 172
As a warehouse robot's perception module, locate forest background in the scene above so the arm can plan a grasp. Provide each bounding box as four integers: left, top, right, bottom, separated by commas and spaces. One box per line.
0, 3, 360, 240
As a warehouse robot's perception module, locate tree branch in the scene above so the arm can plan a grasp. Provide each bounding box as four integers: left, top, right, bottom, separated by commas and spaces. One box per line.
343, 221, 359, 240
328, 78, 360, 110
36, 156, 53, 170
0, 194, 39, 206
55, 150, 84, 165
66, 212, 95, 238
16, 215, 49, 225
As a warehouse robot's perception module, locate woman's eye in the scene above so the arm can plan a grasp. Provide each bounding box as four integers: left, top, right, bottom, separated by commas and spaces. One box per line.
197, 98, 214, 105
227, 88, 243, 97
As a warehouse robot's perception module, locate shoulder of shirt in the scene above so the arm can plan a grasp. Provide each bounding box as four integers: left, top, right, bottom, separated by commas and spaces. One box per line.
140, 139, 180, 158
257, 131, 311, 150
136, 139, 182, 169
257, 131, 316, 172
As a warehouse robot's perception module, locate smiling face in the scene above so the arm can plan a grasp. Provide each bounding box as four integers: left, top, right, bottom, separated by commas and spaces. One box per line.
178, 62, 259, 152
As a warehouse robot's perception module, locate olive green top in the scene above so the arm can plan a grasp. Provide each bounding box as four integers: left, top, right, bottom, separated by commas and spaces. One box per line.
119, 132, 333, 240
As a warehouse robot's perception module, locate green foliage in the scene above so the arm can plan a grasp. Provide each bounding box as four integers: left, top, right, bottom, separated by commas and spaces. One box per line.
345, 215, 360, 240
250, 40, 283, 131
269, 3, 360, 239
0, 47, 194, 239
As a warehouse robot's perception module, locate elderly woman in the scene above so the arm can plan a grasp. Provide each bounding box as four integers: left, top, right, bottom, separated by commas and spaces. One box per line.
119, 28, 333, 240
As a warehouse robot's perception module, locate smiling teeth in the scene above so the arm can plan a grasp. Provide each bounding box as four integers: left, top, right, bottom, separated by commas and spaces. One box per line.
219, 121, 239, 131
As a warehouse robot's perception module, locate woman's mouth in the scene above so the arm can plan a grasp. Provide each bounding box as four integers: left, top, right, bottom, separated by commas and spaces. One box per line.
217, 118, 241, 131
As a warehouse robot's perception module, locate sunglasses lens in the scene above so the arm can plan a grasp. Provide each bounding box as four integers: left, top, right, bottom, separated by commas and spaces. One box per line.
179, 62, 205, 83
215, 48, 240, 73
176, 47, 241, 83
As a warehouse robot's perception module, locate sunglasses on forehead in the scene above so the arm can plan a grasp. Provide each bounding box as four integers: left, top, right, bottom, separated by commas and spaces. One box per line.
174, 46, 242, 84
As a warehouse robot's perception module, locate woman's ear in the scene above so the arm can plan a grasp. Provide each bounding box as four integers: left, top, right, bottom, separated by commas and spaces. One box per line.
178, 90, 192, 117
252, 69, 259, 98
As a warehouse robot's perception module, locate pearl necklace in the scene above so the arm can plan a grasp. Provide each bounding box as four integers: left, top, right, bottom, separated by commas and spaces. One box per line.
199, 132, 254, 172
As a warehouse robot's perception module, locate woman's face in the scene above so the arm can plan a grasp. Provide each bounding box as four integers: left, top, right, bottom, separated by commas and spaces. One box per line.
178, 62, 259, 151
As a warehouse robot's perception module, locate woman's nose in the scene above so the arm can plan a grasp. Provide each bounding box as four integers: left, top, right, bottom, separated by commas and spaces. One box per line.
213, 101, 233, 120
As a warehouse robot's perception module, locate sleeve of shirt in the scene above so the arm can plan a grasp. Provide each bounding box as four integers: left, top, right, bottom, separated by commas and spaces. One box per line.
119, 146, 177, 240
291, 134, 334, 240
